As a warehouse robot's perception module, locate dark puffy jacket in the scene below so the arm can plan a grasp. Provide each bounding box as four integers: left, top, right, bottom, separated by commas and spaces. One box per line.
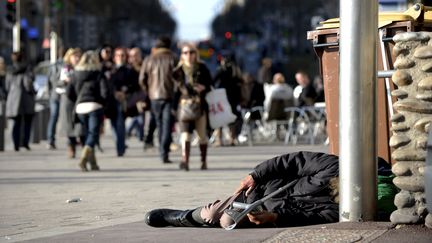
66, 70, 109, 106
248, 151, 339, 227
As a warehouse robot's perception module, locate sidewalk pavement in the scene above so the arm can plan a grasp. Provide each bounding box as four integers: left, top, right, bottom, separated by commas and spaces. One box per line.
1, 131, 430, 242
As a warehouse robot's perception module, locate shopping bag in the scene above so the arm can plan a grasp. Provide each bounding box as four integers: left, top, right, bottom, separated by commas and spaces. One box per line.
205, 88, 237, 129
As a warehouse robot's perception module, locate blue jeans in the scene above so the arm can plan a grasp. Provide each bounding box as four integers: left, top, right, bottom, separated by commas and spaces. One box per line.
110, 101, 126, 156
151, 100, 173, 161
78, 108, 104, 148
47, 98, 60, 145
126, 114, 144, 141
11, 114, 33, 150
145, 111, 156, 145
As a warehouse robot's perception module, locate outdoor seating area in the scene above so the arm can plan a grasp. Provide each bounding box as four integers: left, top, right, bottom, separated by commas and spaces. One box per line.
238, 103, 328, 146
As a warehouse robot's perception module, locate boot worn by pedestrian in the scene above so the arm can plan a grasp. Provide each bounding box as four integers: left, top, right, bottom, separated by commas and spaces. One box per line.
78, 145, 92, 172
88, 149, 100, 171
179, 141, 190, 171
145, 209, 202, 227
199, 144, 208, 170
68, 144, 76, 159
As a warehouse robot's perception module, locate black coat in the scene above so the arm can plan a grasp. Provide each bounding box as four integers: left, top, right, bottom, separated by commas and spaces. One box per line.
5, 63, 35, 118
173, 62, 212, 112
66, 70, 109, 106
213, 62, 242, 114
248, 151, 339, 227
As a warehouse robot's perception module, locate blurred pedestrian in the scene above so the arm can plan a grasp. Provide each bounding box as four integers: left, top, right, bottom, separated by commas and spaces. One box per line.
257, 58, 273, 84
313, 75, 325, 103
240, 73, 265, 111
139, 36, 177, 163
107, 47, 134, 156
293, 70, 317, 107
213, 52, 243, 146
46, 49, 65, 150
5, 52, 35, 151
59, 48, 82, 158
173, 43, 212, 171
0, 56, 6, 101
99, 44, 114, 80
264, 73, 293, 111
126, 47, 146, 141
263, 73, 294, 121
67, 51, 109, 171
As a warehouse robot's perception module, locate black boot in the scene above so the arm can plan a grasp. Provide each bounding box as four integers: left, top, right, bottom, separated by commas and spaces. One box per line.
199, 144, 208, 170
145, 209, 201, 227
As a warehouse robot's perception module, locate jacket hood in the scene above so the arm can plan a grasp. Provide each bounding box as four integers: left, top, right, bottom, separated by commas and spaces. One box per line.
75, 63, 101, 71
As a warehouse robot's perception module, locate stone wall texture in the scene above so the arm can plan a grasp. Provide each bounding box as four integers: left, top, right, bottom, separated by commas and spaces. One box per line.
390, 31, 432, 228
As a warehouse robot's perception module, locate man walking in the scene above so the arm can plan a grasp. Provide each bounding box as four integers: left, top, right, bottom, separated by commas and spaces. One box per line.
139, 36, 177, 163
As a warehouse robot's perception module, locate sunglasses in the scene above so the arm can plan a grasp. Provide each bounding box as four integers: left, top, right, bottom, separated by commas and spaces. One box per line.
182, 50, 196, 55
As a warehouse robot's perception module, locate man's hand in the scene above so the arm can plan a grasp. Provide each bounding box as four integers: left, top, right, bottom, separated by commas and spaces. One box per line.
234, 175, 255, 196
247, 211, 278, 225
193, 84, 205, 93
114, 91, 126, 101
136, 101, 147, 113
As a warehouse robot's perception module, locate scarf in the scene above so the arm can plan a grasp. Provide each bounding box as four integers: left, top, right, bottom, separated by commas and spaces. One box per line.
182, 63, 199, 85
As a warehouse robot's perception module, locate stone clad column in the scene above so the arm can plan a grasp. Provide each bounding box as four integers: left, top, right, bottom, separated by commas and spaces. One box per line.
390, 31, 432, 228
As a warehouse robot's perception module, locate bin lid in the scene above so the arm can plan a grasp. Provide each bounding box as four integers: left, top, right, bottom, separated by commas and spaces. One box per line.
316, 3, 431, 30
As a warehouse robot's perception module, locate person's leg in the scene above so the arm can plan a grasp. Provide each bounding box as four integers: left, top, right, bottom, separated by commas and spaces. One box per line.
199, 193, 241, 227
180, 131, 191, 171
151, 100, 162, 149
77, 113, 89, 171
47, 98, 60, 148
11, 116, 21, 151
85, 109, 104, 170
67, 136, 77, 158
22, 114, 33, 150
160, 101, 173, 163
109, 101, 126, 156
145, 193, 241, 228
195, 112, 208, 170
85, 110, 103, 148
144, 111, 156, 147
126, 116, 138, 137
115, 101, 126, 156
137, 113, 145, 141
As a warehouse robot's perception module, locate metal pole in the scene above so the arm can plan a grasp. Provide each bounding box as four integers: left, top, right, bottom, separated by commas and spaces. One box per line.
339, 0, 378, 222
50, 32, 58, 64
12, 0, 21, 52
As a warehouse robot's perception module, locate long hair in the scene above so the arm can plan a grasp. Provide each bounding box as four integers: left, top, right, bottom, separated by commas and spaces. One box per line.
178, 42, 202, 67
75, 51, 102, 71
63, 48, 82, 66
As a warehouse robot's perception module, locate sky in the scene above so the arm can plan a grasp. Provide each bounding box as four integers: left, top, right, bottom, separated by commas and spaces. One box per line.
163, 0, 223, 42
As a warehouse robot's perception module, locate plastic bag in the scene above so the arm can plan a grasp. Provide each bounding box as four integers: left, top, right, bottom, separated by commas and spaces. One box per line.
205, 88, 236, 129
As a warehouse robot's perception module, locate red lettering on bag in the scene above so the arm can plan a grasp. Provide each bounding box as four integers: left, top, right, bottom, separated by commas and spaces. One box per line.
217, 102, 224, 112
209, 102, 225, 115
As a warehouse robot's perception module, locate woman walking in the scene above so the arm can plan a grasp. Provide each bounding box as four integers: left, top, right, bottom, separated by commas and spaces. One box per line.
60, 48, 82, 158
67, 51, 109, 171
174, 43, 212, 171
5, 52, 35, 151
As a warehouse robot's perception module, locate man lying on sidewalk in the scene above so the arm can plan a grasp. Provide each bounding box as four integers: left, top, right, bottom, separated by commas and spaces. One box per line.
145, 151, 342, 228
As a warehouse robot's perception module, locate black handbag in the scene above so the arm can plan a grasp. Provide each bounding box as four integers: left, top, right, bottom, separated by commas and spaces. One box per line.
178, 96, 202, 122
